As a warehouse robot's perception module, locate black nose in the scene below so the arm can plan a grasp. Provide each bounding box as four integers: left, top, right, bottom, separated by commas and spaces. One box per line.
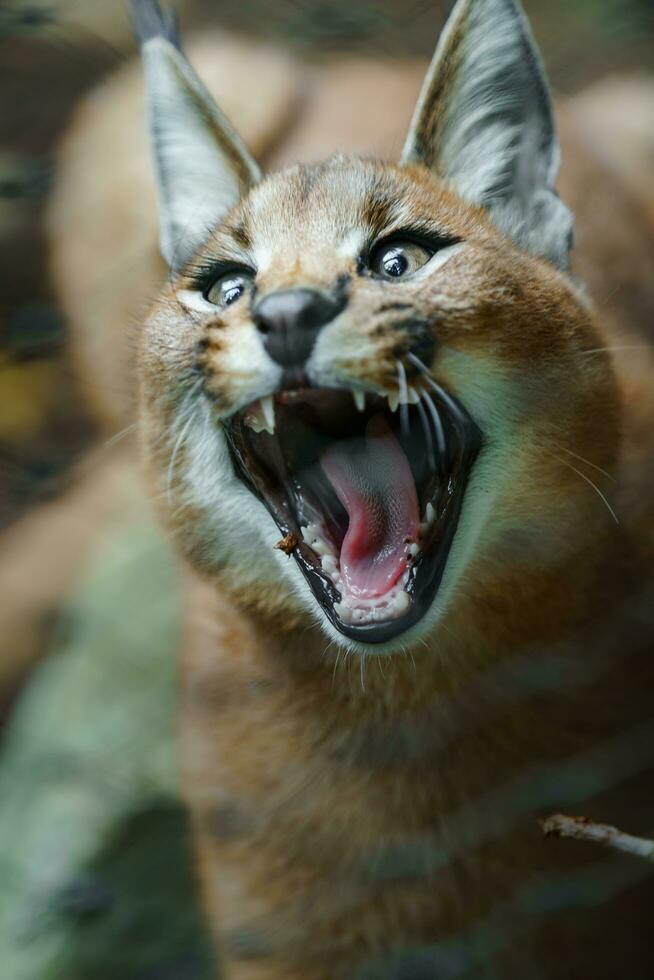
252, 288, 345, 368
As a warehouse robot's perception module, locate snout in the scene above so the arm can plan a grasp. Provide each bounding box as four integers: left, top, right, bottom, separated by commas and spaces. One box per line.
252, 284, 348, 370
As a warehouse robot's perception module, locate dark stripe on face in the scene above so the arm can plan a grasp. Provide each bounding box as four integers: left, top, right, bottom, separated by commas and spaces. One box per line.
229, 215, 252, 250
361, 185, 401, 240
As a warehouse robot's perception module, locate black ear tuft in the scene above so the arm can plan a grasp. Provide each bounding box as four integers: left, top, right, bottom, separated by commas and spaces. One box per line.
129, 0, 181, 50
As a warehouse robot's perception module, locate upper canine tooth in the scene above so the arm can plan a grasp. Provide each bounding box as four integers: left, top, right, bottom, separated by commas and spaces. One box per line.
387, 391, 400, 413
425, 501, 436, 525
260, 396, 275, 434
353, 390, 366, 412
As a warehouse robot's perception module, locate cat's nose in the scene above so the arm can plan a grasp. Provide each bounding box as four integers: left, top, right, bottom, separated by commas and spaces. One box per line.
252, 288, 344, 368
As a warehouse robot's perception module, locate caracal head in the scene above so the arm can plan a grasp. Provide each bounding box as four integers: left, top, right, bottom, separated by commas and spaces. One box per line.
132, 0, 619, 655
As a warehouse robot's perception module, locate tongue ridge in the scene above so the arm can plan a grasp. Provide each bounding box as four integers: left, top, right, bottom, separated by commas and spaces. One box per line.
320, 414, 419, 598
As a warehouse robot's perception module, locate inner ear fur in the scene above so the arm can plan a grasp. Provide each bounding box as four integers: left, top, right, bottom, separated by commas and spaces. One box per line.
402, 0, 573, 271
131, 0, 260, 272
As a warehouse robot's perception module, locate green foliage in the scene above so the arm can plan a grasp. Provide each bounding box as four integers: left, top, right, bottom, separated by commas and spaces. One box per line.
0, 515, 214, 979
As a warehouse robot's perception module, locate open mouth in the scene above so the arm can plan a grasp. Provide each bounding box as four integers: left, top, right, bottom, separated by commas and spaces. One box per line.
225, 381, 480, 644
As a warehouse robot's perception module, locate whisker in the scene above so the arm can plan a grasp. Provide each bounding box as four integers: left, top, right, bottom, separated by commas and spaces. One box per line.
396, 360, 411, 439
407, 352, 467, 427
102, 422, 138, 450
422, 389, 447, 459
552, 454, 619, 526
415, 391, 437, 472
578, 345, 653, 357
555, 445, 616, 483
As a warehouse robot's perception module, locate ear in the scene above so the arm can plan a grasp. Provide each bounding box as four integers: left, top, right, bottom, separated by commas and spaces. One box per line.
130, 0, 260, 272
401, 0, 573, 271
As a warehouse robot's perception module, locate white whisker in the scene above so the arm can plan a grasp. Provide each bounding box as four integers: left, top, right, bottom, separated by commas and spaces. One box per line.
422, 389, 447, 459
103, 423, 138, 450
396, 360, 410, 439
555, 445, 616, 483
415, 391, 437, 472
578, 345, 653, 356
552, 454, 619, 526
407, 352, 466, 426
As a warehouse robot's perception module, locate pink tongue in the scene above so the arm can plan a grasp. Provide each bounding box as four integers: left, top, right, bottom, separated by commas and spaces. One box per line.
320, 414, 419, 599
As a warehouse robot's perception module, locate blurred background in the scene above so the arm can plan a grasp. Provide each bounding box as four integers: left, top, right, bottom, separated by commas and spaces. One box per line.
0, 1, 653, 978
1, 0, 653, 538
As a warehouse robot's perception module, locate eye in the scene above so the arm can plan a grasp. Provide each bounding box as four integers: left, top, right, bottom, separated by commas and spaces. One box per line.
369, 240, 433, 280
205, 268, 254, 308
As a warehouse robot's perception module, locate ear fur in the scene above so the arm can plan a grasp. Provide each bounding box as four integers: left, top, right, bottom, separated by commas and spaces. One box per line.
402, 0, 573, 271
130, 0, 260, 271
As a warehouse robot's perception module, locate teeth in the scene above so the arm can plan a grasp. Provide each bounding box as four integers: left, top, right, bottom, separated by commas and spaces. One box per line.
392, 591, 410, 615
260, 396, 275, 434
419, 501, 437, 538
321, 554, 338, 575
405, 386, 421, 405
313, 538, 334, 557
387, 391, 400, 413
353, 389, 366, 412
301, 524, 336, 561
408, 542, 420, 558
301, 523, 320, 543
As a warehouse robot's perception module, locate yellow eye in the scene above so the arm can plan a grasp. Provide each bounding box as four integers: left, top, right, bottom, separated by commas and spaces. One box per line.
370, 241, 433, 280
205, 269, 254, 307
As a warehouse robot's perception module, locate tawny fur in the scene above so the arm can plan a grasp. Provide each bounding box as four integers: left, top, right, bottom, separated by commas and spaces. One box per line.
46, 30, 654, 980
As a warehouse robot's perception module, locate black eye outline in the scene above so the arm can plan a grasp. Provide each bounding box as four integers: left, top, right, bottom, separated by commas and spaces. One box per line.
362, 230, 461, 281
203, 265, 256, 308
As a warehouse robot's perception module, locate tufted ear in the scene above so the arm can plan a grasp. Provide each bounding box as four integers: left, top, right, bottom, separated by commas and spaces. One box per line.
130, 0, 260, 272
401, 0, 573, 271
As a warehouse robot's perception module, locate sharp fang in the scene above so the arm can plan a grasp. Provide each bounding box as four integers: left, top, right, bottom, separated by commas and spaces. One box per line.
353, 389, 366, 412
406, 386, 421, 404
426, 501, 436, 525
260, 396, 275, 434
387, 391, 400, 412
408, 542, 420, 558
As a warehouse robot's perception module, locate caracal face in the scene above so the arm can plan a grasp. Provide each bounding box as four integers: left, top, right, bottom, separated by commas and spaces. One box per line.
134, 0, 619, 654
